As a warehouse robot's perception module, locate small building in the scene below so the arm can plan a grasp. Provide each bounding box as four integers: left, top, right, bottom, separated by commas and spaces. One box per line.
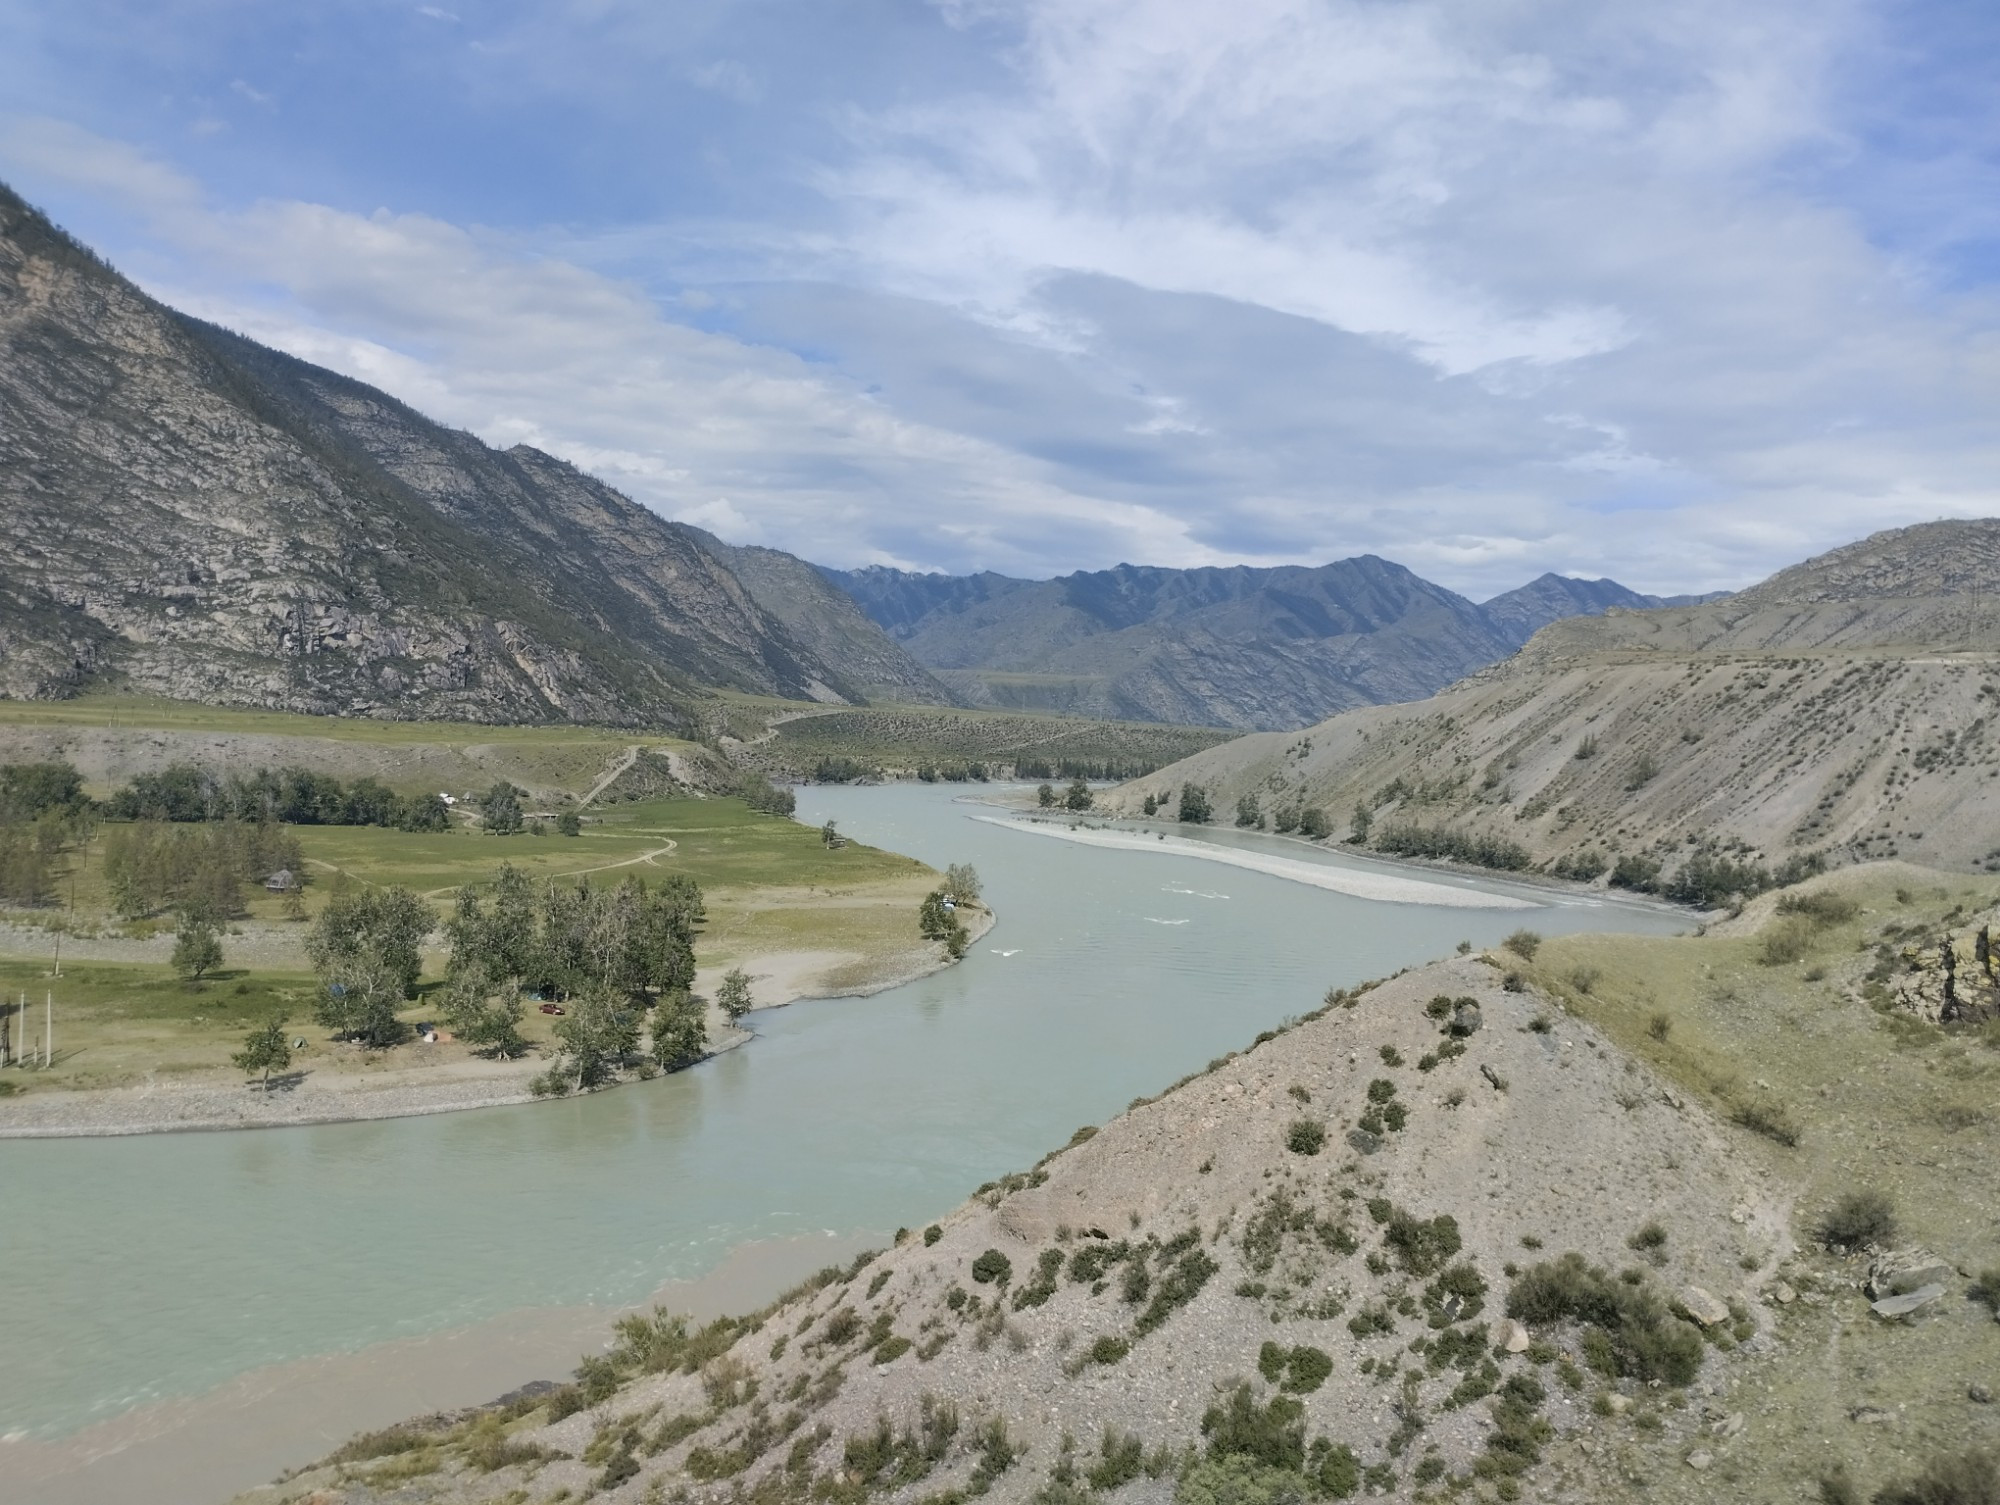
264, 868, 297, 892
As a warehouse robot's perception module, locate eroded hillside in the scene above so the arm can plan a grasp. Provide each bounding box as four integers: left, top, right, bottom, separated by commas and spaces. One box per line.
1106, 521, 2000, 881
238, 871, 2000, 1505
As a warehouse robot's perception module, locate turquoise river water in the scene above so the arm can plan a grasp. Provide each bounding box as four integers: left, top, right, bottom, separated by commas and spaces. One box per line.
0, 784, 1686, 1487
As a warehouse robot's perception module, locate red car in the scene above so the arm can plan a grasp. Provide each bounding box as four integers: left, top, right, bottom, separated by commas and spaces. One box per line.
538, 1002, 565, 1016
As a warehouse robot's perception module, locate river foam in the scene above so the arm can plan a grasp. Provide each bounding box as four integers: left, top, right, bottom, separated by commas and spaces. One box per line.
974, 817, 1538, 910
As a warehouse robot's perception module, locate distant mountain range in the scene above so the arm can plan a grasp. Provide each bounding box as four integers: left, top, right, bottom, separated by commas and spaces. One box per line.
1112, 519, 2000, 875
822, 561, 1722, 729
0, 181, 1720, 732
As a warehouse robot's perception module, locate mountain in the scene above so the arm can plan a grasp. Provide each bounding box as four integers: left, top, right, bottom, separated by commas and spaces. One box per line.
824, 560, 1716, 730
1105, 519, 2000, 877
0, 184, 913, 725
1476, 573, 1726, 648
676, 530, 955, 706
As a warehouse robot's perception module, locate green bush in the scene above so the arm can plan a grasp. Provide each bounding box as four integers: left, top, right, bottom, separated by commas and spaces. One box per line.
1088, 1335, 1130, 1364
1818, 1190, 1896, 1251
1759, 917, 1814, 966
1776, 890, 1859, 927
1502, 929, 1542, 961
1383, 1209, 1462, 1276
1505, 1254, 1702, 1385
923, 1224, 943, 1246
1200, 1384, 1305, 1472
1286, 1119, 1326, 1156
1372, 824, 1531, 871
971, 1249, 1012, 1286
1177, 1453, 1317, 1505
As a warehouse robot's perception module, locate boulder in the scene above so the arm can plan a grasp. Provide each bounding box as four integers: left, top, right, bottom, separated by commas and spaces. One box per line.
1450, 1001, 1483, 1036
1495, 1318, 1531, 1353
1870, 1283, 1946, 1319
1771, 1282, 1797, 1305
1686, 1450, 1714, 1471
1866, 1249, 1954, 1300
1676, 1286, 1732, 1327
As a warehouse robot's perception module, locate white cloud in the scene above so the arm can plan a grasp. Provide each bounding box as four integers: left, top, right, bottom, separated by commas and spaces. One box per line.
4, 0, 1998, 598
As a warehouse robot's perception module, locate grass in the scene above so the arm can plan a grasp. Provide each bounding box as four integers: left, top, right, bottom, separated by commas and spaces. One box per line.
1516, 864, 2000, 1501
0, 786, 939, 1094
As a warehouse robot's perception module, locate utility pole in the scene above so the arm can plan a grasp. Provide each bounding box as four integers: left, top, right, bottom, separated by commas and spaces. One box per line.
46, 990, 53, 1068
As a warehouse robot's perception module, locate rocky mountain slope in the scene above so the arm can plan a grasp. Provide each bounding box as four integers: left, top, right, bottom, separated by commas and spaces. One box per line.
1105, 520, 2000, 879
0, 185, 911, 725
239, 951, 1794, 1505
824, 562, 1714, 731
677, 529, 955, 707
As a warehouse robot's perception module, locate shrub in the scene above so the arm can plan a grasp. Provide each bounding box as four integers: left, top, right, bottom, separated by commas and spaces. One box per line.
1383, 1209, 1462, 1276
971, 1250, 1012, 1286
1505, 1254, 1702, 1386
1647, 1012, 1672, 1042
1628, 1221, 1668, 1254
1731, 1096, 1803, 1147
1502, 929, 1542, 961
1088, 1335, 1130, 1364
1777, 890, 1859, 927
1178, 1453, 1319, 1505
1759, 917, 1814, 966
1818, 1190, 1896, 1251
924, 1224, 943, 1246
1373, 824, 1531, 871
1970, 1270, 2000, 1315
1286, 1119, 1326, 1156
1869, 1448, 2000, 1505
1200, 1384, 1305, 1472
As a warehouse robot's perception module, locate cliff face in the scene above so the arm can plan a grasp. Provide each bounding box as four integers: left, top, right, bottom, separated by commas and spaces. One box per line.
0, 185, 868, 725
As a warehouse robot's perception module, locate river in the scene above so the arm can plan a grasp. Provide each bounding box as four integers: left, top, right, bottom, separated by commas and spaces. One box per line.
0, 784, 1686, 1501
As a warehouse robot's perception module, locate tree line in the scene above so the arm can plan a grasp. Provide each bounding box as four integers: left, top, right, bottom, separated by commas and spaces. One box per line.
105, 762, 451, 833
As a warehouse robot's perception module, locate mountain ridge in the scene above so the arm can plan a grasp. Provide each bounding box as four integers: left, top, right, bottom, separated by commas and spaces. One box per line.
824, 558, 1722, 730
1104, 519, 2000, 878
0, 183, 917, 726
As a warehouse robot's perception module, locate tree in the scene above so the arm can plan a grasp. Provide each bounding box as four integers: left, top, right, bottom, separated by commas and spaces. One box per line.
1235, 793, 1262, 828
307, 886, 436, 997
821, 819, 842, 848
231, 1014, 291, 1091
919, 889, 969, 958
437, 972, 529, 1057
1064, 778, 1093, 811
943, 863, 982, 904
0, 760, 86, 821
1037, 783, 1056, 809
1298, 807, 1332, 839
553, 989, 641, 1088
650, 988, 708, 1070
1348, 803, 1372, 843
171, 905, 224, 985
1141, 794, 1158, 816
556, 809, 582, 837
1176, 784, 1212, 824
312, 955, 409, 1047
716, 967, 754, 1022
481, 782, 523, 835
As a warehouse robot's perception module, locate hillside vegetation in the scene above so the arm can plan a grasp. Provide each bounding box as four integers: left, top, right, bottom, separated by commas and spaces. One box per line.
244, 869, 2000, 1505
1106, 521, 2000, 883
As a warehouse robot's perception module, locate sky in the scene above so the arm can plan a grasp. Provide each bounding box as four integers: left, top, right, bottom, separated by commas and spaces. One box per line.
2, 0, 1998, 598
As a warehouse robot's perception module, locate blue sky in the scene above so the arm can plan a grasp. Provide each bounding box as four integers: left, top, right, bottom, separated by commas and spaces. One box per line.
3, 0, 1997, 596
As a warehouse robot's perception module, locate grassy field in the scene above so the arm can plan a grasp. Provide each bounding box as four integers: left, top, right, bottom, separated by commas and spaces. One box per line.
1503, 864, 2000, 1497
0, 790, 941, 1097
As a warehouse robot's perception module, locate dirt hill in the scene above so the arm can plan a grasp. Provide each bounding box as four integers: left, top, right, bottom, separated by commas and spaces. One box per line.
1102, 521, 2000, 882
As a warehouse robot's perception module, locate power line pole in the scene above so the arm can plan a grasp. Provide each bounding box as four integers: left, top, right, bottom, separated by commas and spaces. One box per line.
46, 989, 53, 1068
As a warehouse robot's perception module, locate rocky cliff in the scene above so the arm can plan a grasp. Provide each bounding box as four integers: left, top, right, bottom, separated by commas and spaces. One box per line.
0, 185, 886, 725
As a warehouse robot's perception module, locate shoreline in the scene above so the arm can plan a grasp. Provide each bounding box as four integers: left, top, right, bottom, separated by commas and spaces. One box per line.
974, 813, 1540, 909
0, 908, 992, 1141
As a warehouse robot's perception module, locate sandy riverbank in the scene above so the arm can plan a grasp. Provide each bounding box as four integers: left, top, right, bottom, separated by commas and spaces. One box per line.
974, 815, 1538, 909
0, 910, 991, 1139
